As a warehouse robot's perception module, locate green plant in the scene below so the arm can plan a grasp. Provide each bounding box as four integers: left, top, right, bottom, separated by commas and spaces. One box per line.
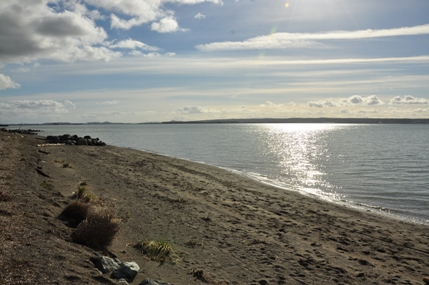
135, 239, 173, 262
76, 186, 86, 199
72, 210, 119, 250
59, 201, 90, 227
40, 181, 53, 190
81, 192, 97, 203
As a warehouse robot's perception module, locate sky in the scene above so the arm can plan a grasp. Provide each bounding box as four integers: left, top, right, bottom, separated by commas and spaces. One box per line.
0, 0, 428, 123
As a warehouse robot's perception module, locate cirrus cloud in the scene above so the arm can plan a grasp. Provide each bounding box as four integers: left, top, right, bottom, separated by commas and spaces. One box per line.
196, 24, 429, 51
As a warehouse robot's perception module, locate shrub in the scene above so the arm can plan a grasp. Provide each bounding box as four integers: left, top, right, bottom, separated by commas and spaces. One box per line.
59, 201, 90, 227
76, 186, 86, 199
72, 209, 119, 250
135, 239, 173, 262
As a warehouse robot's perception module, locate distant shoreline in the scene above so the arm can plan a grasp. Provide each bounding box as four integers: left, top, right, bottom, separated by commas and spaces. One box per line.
163, 117, 429, 124
5, 117, 429, 126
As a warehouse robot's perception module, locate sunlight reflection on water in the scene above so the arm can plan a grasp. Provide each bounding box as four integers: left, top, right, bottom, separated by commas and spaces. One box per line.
254, 124, 343, 199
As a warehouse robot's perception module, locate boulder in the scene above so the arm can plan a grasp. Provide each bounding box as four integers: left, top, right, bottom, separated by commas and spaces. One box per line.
111, 262, 140, 283
91, 255, 140, 283
45, 134, 107, 146
91, 255, 121, 274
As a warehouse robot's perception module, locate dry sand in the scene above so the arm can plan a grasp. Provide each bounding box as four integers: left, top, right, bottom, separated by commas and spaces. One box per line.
1, 131, 428, 285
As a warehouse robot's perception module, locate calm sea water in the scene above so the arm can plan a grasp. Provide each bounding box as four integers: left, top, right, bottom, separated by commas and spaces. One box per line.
28, 123, 429, 225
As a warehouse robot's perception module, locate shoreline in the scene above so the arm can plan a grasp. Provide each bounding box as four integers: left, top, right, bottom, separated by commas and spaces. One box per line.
1, 132, 429, 284
119, 145, 429, 227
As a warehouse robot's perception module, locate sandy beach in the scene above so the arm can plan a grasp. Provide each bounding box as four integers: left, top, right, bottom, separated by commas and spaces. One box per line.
1, 131, 428, 285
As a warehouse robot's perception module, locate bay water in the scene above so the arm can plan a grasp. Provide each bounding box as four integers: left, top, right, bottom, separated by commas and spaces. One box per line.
29, 123, 429, 225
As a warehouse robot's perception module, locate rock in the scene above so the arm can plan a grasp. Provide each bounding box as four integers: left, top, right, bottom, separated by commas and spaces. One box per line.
423, 277, 429, 285
77, 138, 88, 145
91, 255, 140, 283
139, 278, 172, 285
111, 262, 140, 283
90, 255, 121, 274
45, 134, 106, 146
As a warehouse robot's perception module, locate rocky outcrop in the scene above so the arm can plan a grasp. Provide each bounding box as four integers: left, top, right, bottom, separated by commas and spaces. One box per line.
1, 128, 40, 135
46, 134, 106, 146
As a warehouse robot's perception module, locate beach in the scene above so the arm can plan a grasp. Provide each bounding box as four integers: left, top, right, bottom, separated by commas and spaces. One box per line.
1, 131, 428, 285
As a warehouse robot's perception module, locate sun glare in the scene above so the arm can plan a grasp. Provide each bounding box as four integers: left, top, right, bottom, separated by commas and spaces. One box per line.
285, 2, 290, 8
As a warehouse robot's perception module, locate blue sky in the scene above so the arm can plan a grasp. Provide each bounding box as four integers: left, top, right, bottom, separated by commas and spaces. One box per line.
0, 0, 428, 123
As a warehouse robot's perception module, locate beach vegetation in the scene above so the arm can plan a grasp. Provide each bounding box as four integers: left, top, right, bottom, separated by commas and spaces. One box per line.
135, 239, 174, 262
76, 186, 87, 199
59, 200, 90, 227
40, 181, 53, 190
72, 209, 119, 250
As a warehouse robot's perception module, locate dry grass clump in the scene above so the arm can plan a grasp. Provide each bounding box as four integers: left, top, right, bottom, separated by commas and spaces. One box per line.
59, 201, 90, 227
135, 239, 174, 262
72, 209, 120, 250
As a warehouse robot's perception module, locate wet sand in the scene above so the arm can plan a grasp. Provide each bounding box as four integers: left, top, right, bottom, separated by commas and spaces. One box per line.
1, 132, 429, 284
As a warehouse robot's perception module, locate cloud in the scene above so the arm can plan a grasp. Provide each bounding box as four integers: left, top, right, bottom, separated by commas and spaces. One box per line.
175, 106, 222, 114
0, 74, 20, 90
0, 1, 120, 64
84, 0, 221, 30
260, 101, 284, 108
309, 95, 384, 108
99, 100, 120, 105
308, 100, 335, 108
389, 95, 428, 105
151, 17, 187, 33
0, 100, 76, 122
108, 39, 159, 51
195, 13, 206, 19
196, 24, 429, 51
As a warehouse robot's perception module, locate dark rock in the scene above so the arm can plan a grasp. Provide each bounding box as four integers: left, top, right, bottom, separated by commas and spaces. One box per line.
45, 134, 107, 146
139, 278, 171, 285
91, 255, 139, 283
111, 262, 140, 283
77, 138, 88, 145
91, 255, 121, 274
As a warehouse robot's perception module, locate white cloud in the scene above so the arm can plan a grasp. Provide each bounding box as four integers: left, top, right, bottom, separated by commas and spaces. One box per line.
108, 39, 159, 51
0, 100, 76, 122
99, 100, 120, 105
0, 74, 20, 90
195, 13, 206, 19
0, 1, 120, 64
389, 95, 428, 105
196, 24, 429, 51
309, 95, 384, 108
84, 0, 221, 30
175, 106, 222, 114
151, 17, 187, 33
308, 100, 335, 108
260, 101, 284, 108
